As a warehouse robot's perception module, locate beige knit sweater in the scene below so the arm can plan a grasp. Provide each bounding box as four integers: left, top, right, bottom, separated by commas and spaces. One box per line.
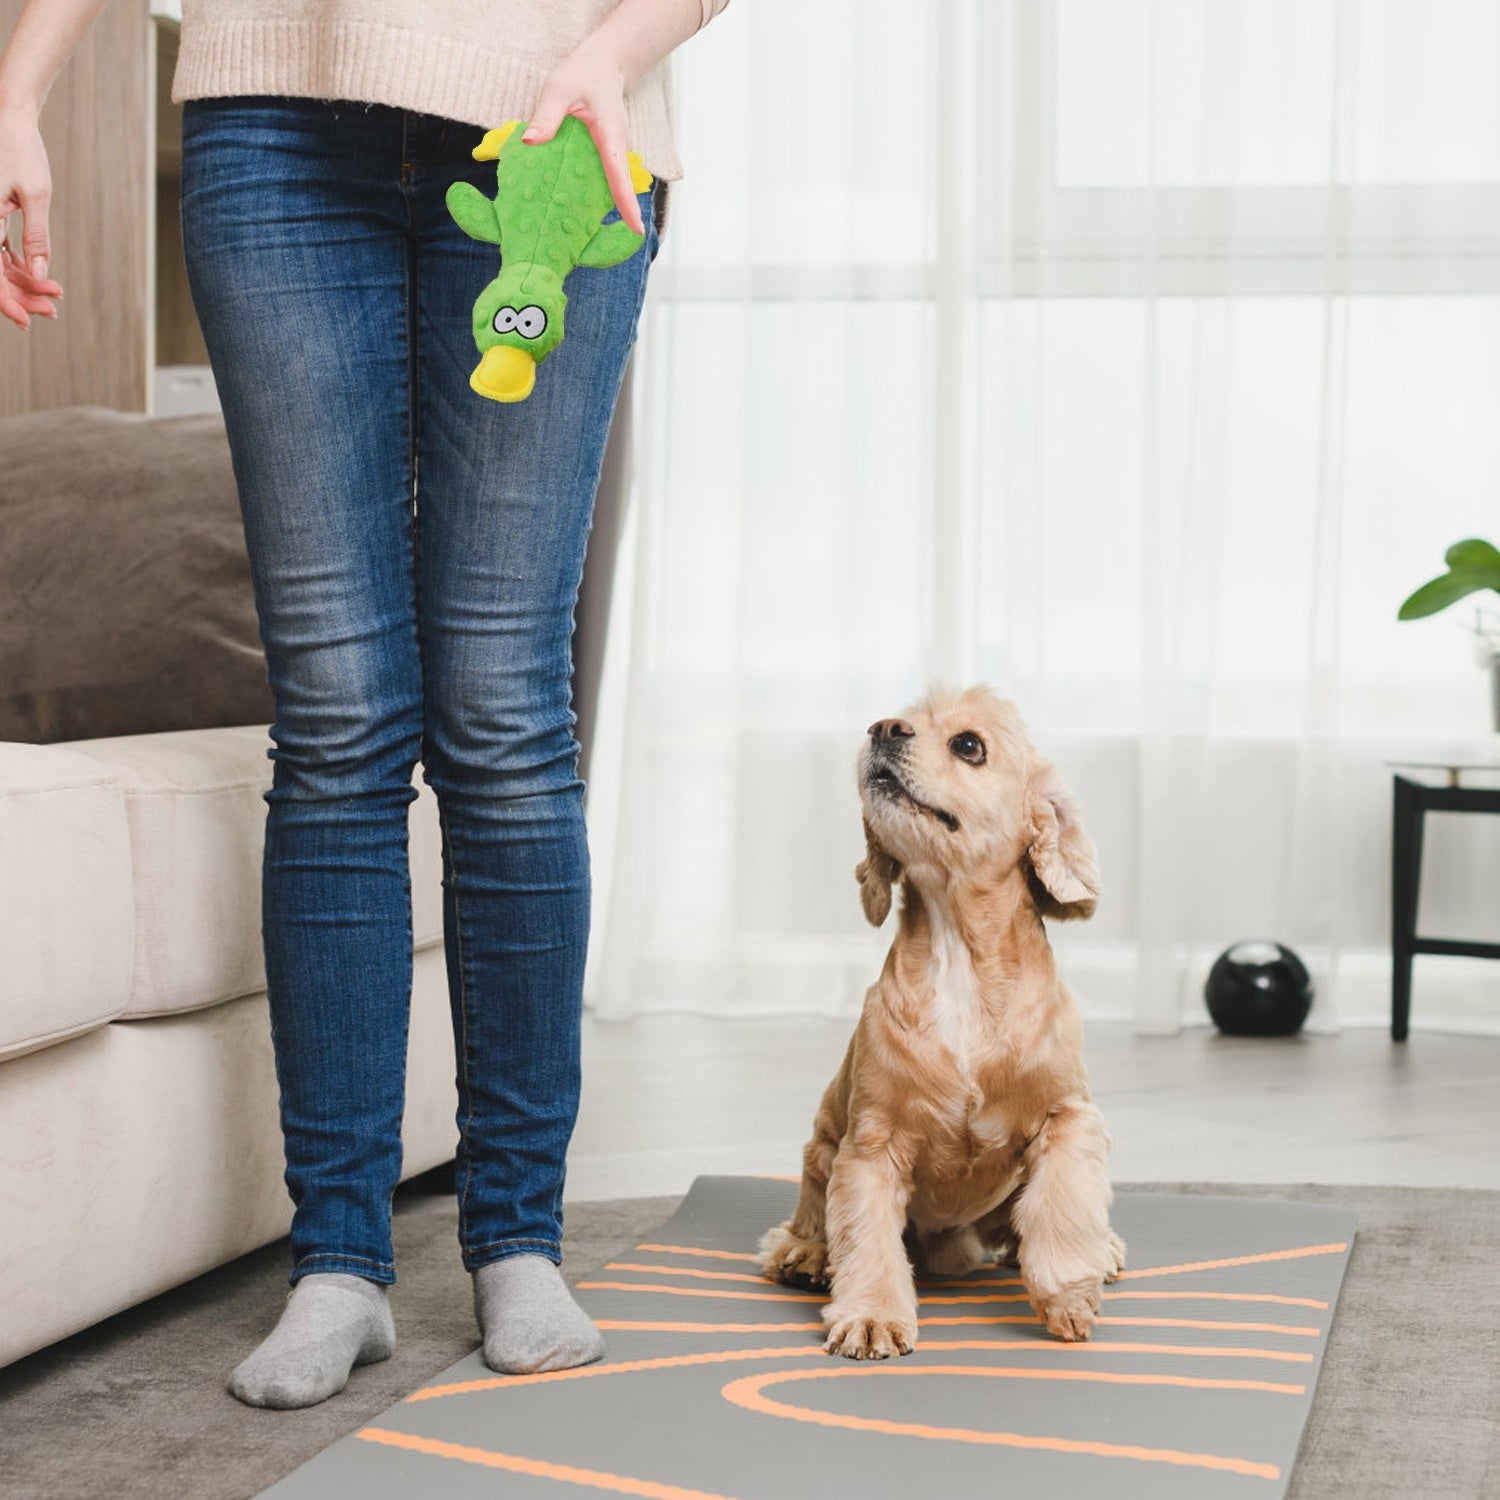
171, 1, 729, 180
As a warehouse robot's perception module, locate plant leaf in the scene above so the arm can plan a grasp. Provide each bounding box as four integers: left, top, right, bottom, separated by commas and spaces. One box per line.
1398, 568, 1500, 620
1443, 538, 1500, 572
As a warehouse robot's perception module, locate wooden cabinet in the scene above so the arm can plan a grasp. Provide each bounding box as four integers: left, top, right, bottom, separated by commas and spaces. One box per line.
0, 0, 212, 417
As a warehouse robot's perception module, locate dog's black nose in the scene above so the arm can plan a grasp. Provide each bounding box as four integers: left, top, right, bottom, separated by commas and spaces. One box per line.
868, 718, 915, 742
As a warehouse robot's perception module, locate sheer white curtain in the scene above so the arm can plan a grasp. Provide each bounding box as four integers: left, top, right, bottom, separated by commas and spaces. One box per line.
585, 0, 1500, 1033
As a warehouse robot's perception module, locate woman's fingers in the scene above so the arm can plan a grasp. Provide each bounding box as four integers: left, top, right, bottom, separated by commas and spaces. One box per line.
523, 46, 645, 237
1, 239, 62, 328
587, 118, 645, 235
0, 276, 32, 329
523, 102, 644, 235
1, 117, 61, 326
0, 234, 60, 289
13, 183, 52, 281
522, 87, 571, 146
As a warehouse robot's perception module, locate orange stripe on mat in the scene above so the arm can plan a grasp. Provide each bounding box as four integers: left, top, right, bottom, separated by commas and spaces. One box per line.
1097, 1316, 1317, 1336
636, 1244, 761, 1264
594, 1319, 824, 1333
612, 1263, 1328, 1310
915, 1334, 1316, 1363
605, 1262, 772, 1285
1106, 1291, 1328, 1310
576, 1281, 818, 1303
726, 1359, 1303, 1396
356, 1427, 739, 1500
582, 1326, 1314, 1362
577, 1282, 1317, 1335
1116, 1244, 1348, 1280
720, 1368, 1282, 1479
628, 1240, 1347, 1282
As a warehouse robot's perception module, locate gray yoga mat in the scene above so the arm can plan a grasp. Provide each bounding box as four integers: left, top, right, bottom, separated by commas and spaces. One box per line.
258, 1174, 1356, 1500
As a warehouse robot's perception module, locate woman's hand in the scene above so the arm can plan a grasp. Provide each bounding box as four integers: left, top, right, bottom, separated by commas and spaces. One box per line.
0, 109, 63, 330
523, 37, 646, 236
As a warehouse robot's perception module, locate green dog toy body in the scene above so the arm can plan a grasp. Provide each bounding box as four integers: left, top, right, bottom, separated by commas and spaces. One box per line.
446, 116, 654, 402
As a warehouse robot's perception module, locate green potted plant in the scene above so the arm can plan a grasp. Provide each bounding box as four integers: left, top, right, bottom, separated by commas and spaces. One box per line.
1398, 538, 1500, 732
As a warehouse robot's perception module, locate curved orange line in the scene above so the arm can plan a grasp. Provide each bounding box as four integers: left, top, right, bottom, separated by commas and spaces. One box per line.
410, 1336, 1316, 1405
720, 1368, 1281, 1479
356, 1427, 740, 1500
408, 1346, 822, 1402
1115, 1243, 1348, 1280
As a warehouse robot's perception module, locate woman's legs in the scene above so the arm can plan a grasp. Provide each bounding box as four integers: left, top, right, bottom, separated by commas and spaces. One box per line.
408, 120, 657, 1370
182, 92, 659, 1397
181, 96, 421, 1404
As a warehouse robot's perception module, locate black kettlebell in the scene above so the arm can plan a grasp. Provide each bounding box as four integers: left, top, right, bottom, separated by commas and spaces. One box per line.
1205, 941, 1314, 1037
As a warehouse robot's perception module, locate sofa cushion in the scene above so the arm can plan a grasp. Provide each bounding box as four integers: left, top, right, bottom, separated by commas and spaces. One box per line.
64, 725, 277, 1018
0, 406, 274, 743
0, 742, 134, 1060
63, 725, 446, 1018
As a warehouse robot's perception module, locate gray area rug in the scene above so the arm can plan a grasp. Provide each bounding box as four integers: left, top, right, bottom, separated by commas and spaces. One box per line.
0, 1175, 1494, 1500
254, 1177, 1358, 1500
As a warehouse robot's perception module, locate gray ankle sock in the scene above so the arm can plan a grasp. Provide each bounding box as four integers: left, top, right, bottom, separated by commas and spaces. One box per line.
228, 1271, 396, 1409
472, 1254, 605, 1375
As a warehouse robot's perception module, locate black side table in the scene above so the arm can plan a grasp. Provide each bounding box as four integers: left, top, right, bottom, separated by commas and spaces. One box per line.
1391, 765, 1500, 1041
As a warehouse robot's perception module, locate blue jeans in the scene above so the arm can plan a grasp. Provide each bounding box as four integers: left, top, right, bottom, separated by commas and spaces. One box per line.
180, 96, 657, 1285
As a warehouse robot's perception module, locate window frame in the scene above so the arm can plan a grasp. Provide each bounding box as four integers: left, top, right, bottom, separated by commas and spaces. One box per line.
980, 0, 1500, 298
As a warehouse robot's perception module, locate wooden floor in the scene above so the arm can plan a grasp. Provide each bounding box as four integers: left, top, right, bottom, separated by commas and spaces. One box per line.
568, 1016, 1500, 1199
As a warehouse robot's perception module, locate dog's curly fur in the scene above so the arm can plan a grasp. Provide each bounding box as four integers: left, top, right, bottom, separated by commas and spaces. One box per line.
757, 683, 1125, 1359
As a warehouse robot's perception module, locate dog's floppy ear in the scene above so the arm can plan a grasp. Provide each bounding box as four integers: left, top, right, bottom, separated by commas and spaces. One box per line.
1024, 761, 1100, 921
855, 816, 902, 926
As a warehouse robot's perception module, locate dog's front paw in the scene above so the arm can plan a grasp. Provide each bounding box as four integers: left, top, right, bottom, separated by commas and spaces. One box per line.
822, 1304, 918, 1360
1031, 1278, 1102, 1342
1104, 1229, 1127, 1284
756, 1223, 830, 1289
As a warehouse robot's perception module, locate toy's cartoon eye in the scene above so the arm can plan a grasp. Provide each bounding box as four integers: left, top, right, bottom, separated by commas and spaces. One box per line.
515, 305, 548, 339
492, 306, 519, 334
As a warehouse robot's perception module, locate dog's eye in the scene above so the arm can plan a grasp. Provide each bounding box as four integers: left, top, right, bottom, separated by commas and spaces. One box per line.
949, 732, 986, 765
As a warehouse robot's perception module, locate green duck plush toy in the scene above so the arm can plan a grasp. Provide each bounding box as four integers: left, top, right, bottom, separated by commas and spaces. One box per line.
446, 115, 654, 403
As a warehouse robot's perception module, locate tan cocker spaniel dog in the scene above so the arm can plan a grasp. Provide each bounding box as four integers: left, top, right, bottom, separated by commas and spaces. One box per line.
757, 683, 1124, 1359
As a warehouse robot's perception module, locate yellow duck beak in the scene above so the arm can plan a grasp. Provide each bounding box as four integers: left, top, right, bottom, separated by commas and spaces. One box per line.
471, 344, 537, 402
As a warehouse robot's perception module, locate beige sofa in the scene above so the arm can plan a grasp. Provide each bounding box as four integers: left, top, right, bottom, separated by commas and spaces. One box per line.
0, 724, 458, 1370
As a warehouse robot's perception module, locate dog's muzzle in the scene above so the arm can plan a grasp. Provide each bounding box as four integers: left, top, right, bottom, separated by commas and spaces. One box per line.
865, 760, 960, 833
